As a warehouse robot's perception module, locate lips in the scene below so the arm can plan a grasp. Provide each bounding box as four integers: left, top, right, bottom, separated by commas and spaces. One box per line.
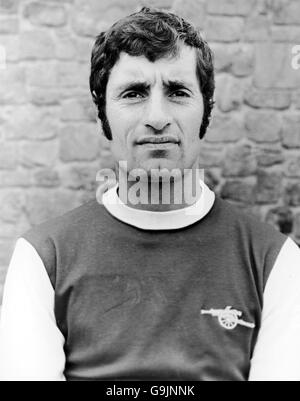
136, 136, 180, 145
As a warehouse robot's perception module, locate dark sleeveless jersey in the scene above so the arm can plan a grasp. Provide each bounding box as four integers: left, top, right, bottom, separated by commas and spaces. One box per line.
23, 196, 286, 381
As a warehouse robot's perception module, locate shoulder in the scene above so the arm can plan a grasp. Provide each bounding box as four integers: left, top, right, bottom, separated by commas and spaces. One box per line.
213, 197, 289, 287
20, 199, 109, 287
214, 196, 287, 244
22, 199, 108, 243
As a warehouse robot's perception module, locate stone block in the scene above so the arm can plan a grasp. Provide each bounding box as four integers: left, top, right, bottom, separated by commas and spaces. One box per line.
3, 105, 59, 140
231, 44, 254, 77
0, 17, 19, 34
254, 43, 300, 89
19, 30, 56, 60
19, 141, 58, 169
215, 74, 244, 112
172, 0, 206, 28
76, 38, 94, 62
210, 43, 233, 72
281, 114, 300, 148
0, 170, 32, 187
265, 206, 294, 235
293, 92, 300, 109
244, 87, 291, 109
284, 182, 300, 206
222, 143, 257, 177
54, 30, 77, 61
59, 124, 100, 162
255, 169, 283, 204
23, 2, 67, 27
26, 62, 58, 87
60, 164, 98, 191
0, 190, 24, 223
206, 113, 244, 143
205, 16, 244, 42
207, 0, 255, 16
221, 179, 256, 203
256, 145, 284, 167
0, 0, 19, 14
272, 0, 300, 24
285, 154, 300, 177
70, 0, 140, 37
0, 34, 19, 62
0, 143, 17, 169
211, 43, 254, 76
245, 110, 281, 143
32, 168, 60, 187
271, 26, 300, 42
28, 88, 61, 105
61, 97, 97, 122
70, 13, 109, 38
43, 0, 73, 2
244, 15, 270, 42
0, 222, 18, 239
198, 146, 223, 168
57, 62, 89, 88
0, 65, 27, 104
26, 189, 80, 226
141, 0, 174, 8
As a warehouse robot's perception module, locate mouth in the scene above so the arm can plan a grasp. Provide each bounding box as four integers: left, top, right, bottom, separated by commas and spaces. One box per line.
136, 136, 180, 146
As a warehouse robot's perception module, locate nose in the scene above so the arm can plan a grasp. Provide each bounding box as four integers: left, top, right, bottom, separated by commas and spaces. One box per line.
143, 90, 172, 132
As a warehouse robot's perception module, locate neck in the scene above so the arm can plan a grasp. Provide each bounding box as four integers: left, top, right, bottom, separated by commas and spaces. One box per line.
117, 168, 203, 212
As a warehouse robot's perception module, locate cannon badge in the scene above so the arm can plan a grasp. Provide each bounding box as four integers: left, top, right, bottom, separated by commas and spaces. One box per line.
201, 306, 255, 330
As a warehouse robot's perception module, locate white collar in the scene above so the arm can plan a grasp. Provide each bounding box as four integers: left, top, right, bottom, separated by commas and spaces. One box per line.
101, 180, 215, 230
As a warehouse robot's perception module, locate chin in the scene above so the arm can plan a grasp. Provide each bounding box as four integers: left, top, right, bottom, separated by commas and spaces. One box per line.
137, 159, 184, 180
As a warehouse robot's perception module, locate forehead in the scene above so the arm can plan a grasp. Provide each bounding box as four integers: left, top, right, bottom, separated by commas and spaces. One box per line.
107, 45, 199, 90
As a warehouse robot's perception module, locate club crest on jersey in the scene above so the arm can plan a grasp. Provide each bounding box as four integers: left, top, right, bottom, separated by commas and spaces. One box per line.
201, 306, 255, 330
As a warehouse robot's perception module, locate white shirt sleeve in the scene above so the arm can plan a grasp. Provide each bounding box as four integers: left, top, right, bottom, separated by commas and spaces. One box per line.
249, 237, 300, 381
0, 238, 66, 381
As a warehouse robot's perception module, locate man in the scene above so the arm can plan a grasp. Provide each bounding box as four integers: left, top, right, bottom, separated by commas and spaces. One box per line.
0, 7, 300, 381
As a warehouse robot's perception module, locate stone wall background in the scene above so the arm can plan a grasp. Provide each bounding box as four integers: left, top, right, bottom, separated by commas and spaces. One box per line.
0, 0, 300, 302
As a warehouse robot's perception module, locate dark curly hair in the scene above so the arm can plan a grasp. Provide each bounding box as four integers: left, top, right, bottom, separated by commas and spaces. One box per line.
90, 7, 215, 140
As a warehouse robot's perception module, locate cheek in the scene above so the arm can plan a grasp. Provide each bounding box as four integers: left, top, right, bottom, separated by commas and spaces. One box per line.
107, 103, 139, 141
106, 104, 122, 133
182, 108, 203, 142
110, 135, 128, 158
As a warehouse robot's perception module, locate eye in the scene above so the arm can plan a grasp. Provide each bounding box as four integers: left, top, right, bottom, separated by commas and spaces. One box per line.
122, 91, 144, 99
170, 90, 190, 98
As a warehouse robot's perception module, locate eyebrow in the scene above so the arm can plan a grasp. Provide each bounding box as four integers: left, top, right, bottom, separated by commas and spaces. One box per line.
115, 79, 195, 94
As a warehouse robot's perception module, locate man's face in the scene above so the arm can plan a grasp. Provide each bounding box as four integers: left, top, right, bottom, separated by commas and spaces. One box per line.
105, 44, 204, 175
